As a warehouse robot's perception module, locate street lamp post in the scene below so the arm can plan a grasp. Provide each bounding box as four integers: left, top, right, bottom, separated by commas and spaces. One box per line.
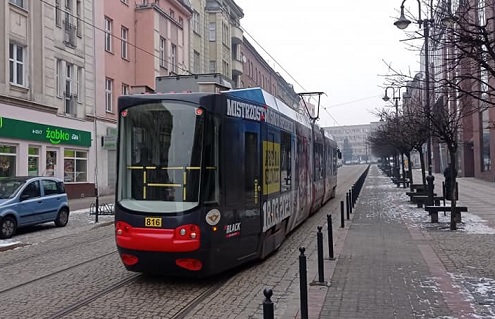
383, 86, 406, 186
394, 0, 435, 205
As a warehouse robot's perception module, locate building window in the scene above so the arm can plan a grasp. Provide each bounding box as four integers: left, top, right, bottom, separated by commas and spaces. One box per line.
209, 60, 216, 73
9, 43, 25, 86
193, 51, 200, 74
121, 26, 128, 59
222, 60, 229, 77
65, 63, 77, 115
159, 37, 166, 68
104, 17, 113, 52
171, 44, 177, 73
105, 78, 113, 112
208, 22, 216, 41
0, 145, 17, 177
9, 0, 26, 9
55, 0, 62, 27
76, 66, 83, 103
169, 9, 174, 19
65, 63, 73, 97
76, 0, 82, 37
193, 10, 200, 33
28, 146, 40, 176
222, 23, 229, 45
56, 59, 62, 97
64, 149, 88, 182
9, 43, 26, 86
481, 109, 491, 172
122, 83, 130, 95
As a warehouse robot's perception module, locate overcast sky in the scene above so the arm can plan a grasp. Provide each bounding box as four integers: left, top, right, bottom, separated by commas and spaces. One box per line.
235, 0, 423, 127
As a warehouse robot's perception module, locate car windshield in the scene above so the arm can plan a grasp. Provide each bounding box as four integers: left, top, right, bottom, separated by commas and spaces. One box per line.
117, 100, 205, 213
0, 178, 26, 199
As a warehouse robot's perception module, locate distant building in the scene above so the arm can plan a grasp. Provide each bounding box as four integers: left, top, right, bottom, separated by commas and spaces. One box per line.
323, 124, 375, 164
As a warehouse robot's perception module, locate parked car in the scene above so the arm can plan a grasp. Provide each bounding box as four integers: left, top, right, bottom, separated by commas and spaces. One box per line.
0, 176, 70, 239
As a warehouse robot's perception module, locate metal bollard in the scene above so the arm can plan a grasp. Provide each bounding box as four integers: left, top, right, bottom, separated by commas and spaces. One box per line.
317, 226, 325, 283
327, 214, 334, 260
351, 186, 355, 206
299, 247, 309, 319
346, 192, 350, 216
346, 197, 350, 220
350, 190, 353, 214
340, 201, 345, 228
94, 187, 99, 223
263, 288, 274, 319
346, 191, 350, 215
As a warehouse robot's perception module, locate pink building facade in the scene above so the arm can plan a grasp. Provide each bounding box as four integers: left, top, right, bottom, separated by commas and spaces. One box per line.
93, 0, 192, 195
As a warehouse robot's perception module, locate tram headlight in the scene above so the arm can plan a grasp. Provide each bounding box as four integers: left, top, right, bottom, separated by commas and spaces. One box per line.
116, 221, 132, 236
174, 224, 201, 240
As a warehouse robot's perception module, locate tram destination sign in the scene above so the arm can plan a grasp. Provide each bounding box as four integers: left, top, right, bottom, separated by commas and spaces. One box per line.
0, 117, 92, 147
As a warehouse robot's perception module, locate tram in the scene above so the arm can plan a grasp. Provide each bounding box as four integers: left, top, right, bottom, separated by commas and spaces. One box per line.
114, 88, 340, 277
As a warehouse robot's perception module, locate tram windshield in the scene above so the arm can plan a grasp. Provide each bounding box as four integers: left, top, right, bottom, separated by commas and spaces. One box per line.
117, 101, 205, 213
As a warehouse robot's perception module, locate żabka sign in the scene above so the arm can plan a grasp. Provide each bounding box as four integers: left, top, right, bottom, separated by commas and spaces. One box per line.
0, 117, 91, 147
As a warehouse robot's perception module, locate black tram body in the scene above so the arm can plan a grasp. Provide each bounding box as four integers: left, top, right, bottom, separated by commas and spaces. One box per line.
114, 88, 339, 277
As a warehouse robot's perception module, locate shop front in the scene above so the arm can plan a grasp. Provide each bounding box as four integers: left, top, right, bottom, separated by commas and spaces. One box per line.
0, 116, 93, 199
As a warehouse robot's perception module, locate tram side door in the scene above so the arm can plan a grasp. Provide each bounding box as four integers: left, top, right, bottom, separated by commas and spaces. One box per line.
239, 121, 262, 257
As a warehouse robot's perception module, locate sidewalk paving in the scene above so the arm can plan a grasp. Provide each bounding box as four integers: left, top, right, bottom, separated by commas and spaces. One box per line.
0, 194, 116, 251
69, 194, 115, 212
318, 165, 495, 318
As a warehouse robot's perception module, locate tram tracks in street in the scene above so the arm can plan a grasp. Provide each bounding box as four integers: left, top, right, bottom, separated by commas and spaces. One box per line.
46, 270, 232, 319
0, 251, 118, 295
48, 273, 141, 319
0, 231, 114, 269
169, 275, 231, 319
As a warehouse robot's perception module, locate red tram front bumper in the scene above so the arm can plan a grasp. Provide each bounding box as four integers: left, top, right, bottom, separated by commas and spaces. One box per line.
115, 221, 205, 273
115, 221, 201, 252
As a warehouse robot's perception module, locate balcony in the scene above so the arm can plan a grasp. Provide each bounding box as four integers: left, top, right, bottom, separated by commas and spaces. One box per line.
231, 25, 243, 45
232, 59, 243, 77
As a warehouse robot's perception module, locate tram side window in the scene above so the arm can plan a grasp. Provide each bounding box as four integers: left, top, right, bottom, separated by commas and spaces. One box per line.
314, 143, 323, 181
280, 132, 291, 192
245, 132, 257, 197
203, 116, 219, 203
327, 147, 332, 176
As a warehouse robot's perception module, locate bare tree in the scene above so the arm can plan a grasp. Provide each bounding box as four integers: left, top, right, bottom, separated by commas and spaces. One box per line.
383, 0, 495, 230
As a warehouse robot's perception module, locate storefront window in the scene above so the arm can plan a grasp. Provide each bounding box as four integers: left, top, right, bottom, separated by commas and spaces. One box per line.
64, 149, 87, 182
28, 146, 40, 176
46, 150, 57, 177
0, 145, 17, 177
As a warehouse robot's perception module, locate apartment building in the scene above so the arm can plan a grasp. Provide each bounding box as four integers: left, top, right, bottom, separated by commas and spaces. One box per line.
93, 0, 192, 196
417, 0, 495, 181
240, 38, 300, 110
0, 0, 306, 199
1, 0, 97, 198
155, 0, 301, 110
204, 0, 243, 87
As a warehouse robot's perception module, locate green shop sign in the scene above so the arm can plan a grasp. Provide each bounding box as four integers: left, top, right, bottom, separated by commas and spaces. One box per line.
0, 117, 91, 147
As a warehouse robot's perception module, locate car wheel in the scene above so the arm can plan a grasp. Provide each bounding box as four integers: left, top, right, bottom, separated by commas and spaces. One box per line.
0, 216, 16, 239
54, 208, 69, 227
